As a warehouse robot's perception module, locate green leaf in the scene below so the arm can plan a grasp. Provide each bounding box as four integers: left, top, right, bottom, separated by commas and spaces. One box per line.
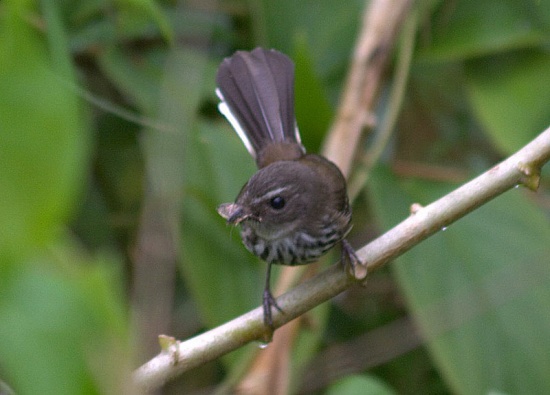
115, 0, 174, 44
465, 50, 550, 154
326, 375, 397, 395
258, 0, 362, 100
97, 46, 163, 114
293, 37, 334, 153
0, 0, 88, 261
369, 167, 550, 394
0, 249, 130, 395
417, 0, 548, 62
181, 121, 260, 327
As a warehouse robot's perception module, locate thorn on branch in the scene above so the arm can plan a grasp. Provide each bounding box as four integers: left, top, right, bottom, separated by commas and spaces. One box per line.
517, 161, 541, 191
410, 203, 423, 214
159, 335, 180, 366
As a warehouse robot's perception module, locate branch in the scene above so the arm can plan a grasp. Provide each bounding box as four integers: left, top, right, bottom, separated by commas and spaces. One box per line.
322, 0, 413, 176
133, 126, 550, 391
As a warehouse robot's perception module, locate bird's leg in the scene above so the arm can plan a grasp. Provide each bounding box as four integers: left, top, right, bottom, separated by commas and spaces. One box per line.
263, 261, 284, 334
341, 239, 367, 280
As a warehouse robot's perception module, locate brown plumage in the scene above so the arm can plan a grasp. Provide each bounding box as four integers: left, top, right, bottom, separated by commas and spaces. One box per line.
216, 48, 357, 332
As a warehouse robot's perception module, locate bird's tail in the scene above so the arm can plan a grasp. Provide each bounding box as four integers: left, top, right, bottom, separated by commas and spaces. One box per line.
216, 48, 304, 168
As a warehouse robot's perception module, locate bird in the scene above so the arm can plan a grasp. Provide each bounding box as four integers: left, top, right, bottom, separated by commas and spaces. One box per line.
215, 47, 360, 332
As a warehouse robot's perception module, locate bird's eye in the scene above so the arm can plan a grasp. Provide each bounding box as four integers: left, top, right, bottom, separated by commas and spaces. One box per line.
269, 196, 285, 210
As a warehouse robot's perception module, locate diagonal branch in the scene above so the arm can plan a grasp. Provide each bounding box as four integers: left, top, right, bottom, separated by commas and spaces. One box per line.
133, 125, 550, 391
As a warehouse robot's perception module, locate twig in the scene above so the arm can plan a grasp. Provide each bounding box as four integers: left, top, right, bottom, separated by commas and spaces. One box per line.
322, 0, 413, 176
347, 8, 418, 201
133, 126, 550, 392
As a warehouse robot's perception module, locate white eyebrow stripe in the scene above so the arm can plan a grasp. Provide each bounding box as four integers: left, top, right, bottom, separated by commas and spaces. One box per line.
251, 187, 289, 205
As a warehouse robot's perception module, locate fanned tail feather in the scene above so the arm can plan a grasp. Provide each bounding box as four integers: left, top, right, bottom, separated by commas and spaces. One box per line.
216, 48, 303, 161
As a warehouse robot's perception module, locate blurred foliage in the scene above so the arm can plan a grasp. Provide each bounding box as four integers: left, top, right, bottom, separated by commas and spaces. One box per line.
1, 0, 549, 394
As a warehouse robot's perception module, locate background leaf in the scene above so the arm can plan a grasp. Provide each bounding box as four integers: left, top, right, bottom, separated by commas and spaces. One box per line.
465, 50, 550, 154
368, 167, 550, 394
181, 121, 260, 327
0, 0, 88, 262
417, 0, 549, 61
0, 251, 130, 395
326, 374, 397, 395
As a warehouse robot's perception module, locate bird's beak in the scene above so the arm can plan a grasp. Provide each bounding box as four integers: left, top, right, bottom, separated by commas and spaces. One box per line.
217, 203, 251, 224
